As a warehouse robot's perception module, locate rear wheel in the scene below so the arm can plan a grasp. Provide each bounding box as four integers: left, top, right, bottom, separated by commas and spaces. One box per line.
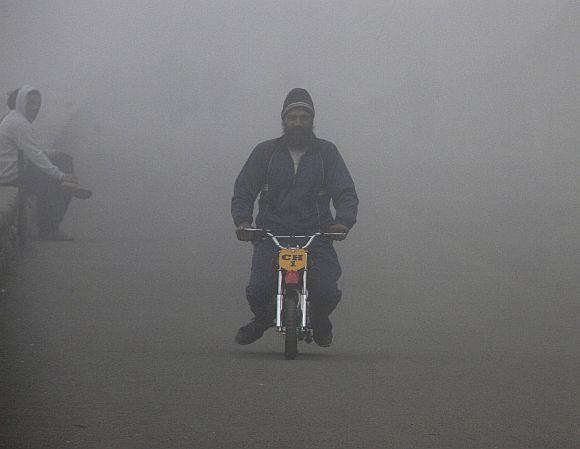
284, 290, 299, 360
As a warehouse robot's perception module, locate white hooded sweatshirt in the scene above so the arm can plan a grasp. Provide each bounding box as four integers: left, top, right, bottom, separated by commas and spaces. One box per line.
0, 85, 65, 183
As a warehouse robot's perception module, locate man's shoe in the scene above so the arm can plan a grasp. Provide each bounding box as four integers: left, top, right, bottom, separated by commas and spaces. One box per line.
313, 328, 333, 347
37, 231, 74, 241
235, 320, 270, 345
311, 311, 334, 347
62, 182, 93, 199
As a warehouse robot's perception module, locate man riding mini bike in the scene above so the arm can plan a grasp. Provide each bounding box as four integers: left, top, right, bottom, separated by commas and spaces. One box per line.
244, 229, 346, 360
232, 88, 359, 355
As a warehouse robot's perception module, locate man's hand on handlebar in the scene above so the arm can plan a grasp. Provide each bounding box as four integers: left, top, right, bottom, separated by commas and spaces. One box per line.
235, 222, 254, 241
327, 223, 349, 241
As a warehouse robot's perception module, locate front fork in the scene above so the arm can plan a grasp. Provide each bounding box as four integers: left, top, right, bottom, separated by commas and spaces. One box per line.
276, 268, 309, 330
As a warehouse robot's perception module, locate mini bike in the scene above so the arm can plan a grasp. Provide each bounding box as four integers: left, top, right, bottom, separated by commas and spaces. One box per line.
246, 229, 345, 360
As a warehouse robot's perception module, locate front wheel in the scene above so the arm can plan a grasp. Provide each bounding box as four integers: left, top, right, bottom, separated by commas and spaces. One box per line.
284, 290, 299, 360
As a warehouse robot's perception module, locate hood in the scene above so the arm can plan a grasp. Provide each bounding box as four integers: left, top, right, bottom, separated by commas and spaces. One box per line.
15, 84, 38, 118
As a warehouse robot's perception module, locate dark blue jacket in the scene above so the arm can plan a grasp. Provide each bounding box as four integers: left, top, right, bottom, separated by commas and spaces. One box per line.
232, 136, 358, 234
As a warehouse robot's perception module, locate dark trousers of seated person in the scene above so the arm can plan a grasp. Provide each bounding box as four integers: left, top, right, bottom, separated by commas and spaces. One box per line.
18, 152, 74, 236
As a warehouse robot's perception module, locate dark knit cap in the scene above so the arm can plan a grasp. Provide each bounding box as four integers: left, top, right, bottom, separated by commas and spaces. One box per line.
281, 88, 315, 119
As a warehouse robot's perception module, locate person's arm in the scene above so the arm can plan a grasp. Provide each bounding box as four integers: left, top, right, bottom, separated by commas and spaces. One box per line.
327, 146, 359, 238
14, 122, 65, 180
231, 146, 265, 229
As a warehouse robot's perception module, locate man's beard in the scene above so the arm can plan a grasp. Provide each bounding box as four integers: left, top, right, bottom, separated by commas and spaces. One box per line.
282, 123, 316, 148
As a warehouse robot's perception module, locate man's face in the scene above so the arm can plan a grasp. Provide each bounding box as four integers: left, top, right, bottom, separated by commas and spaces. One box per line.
25, 92, 41, 122
283, 108, 314, 148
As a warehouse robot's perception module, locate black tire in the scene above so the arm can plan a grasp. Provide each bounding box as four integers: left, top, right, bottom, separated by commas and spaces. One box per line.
284, 290, 299, 360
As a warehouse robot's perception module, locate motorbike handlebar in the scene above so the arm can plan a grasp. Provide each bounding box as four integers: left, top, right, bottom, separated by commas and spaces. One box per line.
243, 228, 346, 249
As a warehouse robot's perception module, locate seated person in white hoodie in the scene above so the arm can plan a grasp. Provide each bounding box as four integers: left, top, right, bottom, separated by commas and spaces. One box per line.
0, 85, 91, 241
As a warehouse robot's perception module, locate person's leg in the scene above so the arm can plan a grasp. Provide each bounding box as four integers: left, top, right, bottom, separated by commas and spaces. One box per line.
45, 152, 74, 232
306, 239, 343, 346
19, 153, 74, 239
235, 239, 278, 345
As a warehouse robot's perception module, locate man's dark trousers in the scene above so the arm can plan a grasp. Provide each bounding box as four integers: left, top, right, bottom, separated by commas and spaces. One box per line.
245, 237, 342, 326
19, 152, 74, 235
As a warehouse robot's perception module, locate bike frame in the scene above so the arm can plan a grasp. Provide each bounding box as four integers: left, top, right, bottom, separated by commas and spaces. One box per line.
267, 232, 319, 331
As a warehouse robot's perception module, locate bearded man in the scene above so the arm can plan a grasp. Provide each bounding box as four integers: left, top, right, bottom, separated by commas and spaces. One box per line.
231, 88, 359, 347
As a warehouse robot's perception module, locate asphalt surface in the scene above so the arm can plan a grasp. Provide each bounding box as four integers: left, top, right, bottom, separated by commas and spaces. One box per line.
0, 226, 579, 449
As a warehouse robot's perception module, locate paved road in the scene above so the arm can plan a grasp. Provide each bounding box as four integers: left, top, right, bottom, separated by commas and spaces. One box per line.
1, 229, 579, 449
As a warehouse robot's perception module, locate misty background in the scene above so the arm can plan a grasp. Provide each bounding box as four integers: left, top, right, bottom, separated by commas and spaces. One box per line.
1, 1, 578, 355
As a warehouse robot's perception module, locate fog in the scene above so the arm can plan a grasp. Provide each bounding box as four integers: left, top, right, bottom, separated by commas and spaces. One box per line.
1, 1, 578, 353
